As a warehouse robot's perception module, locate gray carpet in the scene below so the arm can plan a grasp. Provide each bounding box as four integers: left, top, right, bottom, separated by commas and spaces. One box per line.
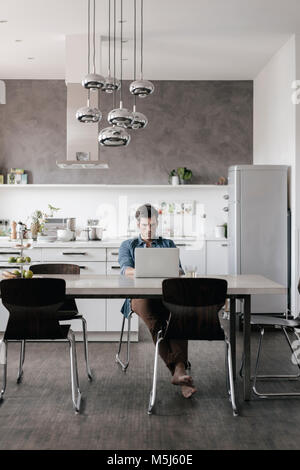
0, 320, 300, 450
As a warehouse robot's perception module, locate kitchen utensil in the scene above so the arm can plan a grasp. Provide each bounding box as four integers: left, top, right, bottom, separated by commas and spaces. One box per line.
57, 229, 74, 242
87, 219, 99, 226
79, 228, 90, 241
88, 226, 103, 241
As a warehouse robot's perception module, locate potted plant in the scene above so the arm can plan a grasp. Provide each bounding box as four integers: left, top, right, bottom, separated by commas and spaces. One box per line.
29, 204, 60, 240
177, 167, 193, 184
168, 169, 180, 185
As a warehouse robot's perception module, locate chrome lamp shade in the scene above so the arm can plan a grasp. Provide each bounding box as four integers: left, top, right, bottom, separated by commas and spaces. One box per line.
82, 73, 105, 90
107, 107, 133, 127
127, 110, 148, 129
102, 76, 121, 93
129, 79, 154, 98
98, 126, 131, 147
76, 106, 102, 123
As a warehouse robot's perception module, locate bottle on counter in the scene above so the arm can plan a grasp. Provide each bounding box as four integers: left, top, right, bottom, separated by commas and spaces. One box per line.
11, 221, 17, 240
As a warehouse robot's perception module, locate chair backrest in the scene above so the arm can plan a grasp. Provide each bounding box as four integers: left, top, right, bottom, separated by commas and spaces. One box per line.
162, 278, 228, 341
0, 278, 69, 340
30, 264, 80, 275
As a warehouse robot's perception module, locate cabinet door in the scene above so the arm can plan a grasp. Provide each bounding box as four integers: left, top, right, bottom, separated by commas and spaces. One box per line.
41, 248, 106, 262
178, 242, 206, 275
106, 298, 138, 332
206, 241, 229, 275
106, 261, 138, 332
107, 248, 120, 262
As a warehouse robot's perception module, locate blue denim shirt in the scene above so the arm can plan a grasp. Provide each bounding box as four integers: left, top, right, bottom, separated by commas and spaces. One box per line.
118, 235, 182, 317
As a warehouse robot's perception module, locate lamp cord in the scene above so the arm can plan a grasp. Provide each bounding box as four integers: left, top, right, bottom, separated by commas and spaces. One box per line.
93, 0, 96, 74
87, 0, 90, 74
140, 0, 143, 80
120, 0, 123, 106
133, 0, 136, 110
108, 0, 111, 76
113, 0, 116, 108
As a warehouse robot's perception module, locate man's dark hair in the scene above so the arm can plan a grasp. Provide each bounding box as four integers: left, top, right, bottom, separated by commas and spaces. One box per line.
135, 204, 159, 222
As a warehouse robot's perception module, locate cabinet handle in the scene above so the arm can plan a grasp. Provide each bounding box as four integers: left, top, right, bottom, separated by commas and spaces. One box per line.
0, 251, 20, 254
62, 252, 86, 255
111, 266, 120, 269
221, 244, 228, 247
176, 244, 192, 247
223, 195, 229, 200
111, 252, 119, 256
79, 266, 87, 269
223, 207, 229, 212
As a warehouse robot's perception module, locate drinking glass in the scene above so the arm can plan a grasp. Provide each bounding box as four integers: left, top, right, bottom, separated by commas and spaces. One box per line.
184, 265, 197, 278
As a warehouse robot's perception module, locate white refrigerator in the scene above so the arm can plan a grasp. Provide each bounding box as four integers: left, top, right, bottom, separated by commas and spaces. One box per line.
228, 165, 289, 314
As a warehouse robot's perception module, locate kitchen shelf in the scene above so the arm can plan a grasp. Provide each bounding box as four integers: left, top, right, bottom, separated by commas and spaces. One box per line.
0, 184, 228, 189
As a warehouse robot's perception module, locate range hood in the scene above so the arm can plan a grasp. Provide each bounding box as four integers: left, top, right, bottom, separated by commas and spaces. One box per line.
56, 36, 109, 170
56, 83, 109, 169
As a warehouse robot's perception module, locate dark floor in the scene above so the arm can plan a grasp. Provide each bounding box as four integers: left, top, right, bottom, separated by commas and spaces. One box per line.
1, 320, 300, 450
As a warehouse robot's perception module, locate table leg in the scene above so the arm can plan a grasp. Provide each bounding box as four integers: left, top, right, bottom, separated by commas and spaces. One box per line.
229, 296, 236, 381
243, 295, 251, 401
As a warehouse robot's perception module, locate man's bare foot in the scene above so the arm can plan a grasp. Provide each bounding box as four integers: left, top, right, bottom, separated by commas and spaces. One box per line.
181, 384, 197, 398
171, 363, 197, 398
171, 362, 193, 386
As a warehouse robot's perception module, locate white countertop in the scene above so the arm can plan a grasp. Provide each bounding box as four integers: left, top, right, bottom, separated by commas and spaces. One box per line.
0, 237, 228, 248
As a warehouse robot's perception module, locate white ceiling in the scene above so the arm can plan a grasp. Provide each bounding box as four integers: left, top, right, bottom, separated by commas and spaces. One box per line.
0, 0, 299, 80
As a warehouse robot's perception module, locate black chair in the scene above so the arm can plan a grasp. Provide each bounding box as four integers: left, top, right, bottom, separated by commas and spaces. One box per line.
0, 278, 81, 413
239, 288, 300, 398
148, 278, 238, 416
29, 264, 92, 381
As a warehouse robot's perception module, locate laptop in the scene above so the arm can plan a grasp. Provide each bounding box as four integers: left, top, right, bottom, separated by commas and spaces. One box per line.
135, 247, 180, 278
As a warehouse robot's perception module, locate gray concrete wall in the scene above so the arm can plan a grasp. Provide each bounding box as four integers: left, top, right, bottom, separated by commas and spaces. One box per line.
0, 80, 253, 184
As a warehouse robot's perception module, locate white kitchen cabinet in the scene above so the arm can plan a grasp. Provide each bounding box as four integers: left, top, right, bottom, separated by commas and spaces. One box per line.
206, 240, 229, 275
0, 247, 41, 262
106, 261, 121, 275
107, 248, 120, 262
0, 301, 9, 332
106, 261, 139, 333
178, 242, 206, 275
41, 247, 106, 262
106, 298, 139, 333
41, 257, 107, 333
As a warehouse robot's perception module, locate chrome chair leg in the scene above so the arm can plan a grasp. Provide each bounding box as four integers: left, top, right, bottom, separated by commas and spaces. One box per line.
116, 312, 132, 372
240, 326, 300, 381
81, 317, 92, 381
0, 340, 7, 402
17, 340, 26, 384
68, 330, 82, 413
225, 338, 238, 416
253, 327, 300, 398
148, 330, 163, 415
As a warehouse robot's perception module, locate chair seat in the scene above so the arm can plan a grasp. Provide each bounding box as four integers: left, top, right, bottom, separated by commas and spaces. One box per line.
250, 315, 300, 328
60, 299, 78, 312
57, 299, 79, 320
57, 310, 81, 321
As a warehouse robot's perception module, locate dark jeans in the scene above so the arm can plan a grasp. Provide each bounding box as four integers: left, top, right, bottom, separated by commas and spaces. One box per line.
131, 298, 188, 374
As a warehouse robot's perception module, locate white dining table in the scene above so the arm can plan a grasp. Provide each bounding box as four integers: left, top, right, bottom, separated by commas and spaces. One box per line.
41, 273, 287, 401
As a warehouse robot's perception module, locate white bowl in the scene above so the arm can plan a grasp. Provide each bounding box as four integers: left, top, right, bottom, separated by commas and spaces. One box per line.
57, 229, 73, 242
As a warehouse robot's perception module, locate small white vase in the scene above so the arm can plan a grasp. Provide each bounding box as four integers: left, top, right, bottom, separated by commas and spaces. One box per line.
171, 175, 180, 185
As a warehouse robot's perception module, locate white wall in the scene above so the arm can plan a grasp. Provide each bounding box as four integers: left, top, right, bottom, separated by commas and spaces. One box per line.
0, 186, 228, 241
253, 35, 298, 315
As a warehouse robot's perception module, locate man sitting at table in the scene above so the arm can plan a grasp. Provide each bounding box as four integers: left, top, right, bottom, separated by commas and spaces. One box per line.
118, 203, 196, 398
